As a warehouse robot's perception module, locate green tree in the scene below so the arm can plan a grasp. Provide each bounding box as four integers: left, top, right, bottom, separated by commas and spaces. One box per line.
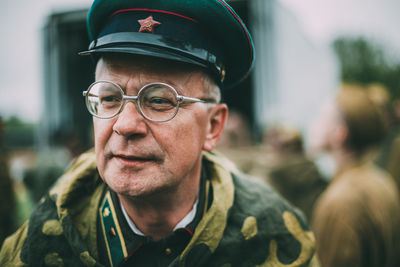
4, 116, 37, 148
333, 36, 400, 100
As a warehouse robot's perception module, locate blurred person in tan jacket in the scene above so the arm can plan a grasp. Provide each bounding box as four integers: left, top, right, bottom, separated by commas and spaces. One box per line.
263, 125, 327, 221
308, 85, 400, 267
368, 84, 400, 195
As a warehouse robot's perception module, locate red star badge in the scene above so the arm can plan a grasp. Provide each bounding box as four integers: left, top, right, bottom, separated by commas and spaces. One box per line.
138, 15, 161, 33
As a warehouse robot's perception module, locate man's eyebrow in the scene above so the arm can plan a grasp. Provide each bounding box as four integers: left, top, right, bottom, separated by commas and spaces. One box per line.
156, 77, 193, 94
164, 80, 182, 92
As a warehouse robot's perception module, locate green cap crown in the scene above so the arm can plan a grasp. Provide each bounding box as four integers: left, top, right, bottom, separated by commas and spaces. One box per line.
83, 0, 255, 88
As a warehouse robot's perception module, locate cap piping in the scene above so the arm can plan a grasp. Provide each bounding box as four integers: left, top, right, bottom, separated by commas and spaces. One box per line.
217, 0, 254, 80
110, 8, 199, 24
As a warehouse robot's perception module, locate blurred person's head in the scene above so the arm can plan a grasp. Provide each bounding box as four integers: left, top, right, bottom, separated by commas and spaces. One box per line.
309, 85, 386, 157
367, 83, 394, 128
217, 109, 252, 149
263, 124, 303, 154
367, 83, 390, 107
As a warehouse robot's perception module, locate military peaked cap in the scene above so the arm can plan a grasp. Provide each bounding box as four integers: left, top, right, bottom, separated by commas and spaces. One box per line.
80, 0, 255, 88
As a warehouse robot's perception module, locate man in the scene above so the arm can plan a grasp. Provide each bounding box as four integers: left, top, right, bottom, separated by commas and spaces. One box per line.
262, 125, 327, 221
309, 86, 400, 267
0, 0, 316, 266
369, 84, 400, 195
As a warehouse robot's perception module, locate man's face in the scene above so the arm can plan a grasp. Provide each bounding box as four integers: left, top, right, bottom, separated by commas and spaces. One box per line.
93, 55, 224, 198
308, 100, 344, 155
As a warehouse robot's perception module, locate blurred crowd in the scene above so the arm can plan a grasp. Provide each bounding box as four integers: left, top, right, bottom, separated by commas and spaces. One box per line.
0, 123, 84, 245
1, 82, 400, 265
218, 83, 400, 266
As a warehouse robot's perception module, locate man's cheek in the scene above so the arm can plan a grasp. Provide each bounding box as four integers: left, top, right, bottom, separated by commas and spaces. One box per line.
94, 121, 113, 146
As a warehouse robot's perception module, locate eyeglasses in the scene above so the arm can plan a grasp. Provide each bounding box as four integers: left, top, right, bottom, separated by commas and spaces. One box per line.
83, 81, 216, 122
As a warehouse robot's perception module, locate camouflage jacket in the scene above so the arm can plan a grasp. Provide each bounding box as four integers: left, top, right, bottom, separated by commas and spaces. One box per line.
0, 150, 317, 267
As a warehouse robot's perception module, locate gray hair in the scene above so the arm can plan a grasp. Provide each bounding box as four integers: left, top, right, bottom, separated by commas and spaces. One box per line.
203, 74, 222, 104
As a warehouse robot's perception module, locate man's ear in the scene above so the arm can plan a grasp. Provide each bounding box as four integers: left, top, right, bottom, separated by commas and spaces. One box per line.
202, 104, 228, 151
331, 123, 349, 149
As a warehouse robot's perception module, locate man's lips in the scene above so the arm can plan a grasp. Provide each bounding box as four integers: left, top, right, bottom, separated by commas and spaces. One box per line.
111, 154, 160, 166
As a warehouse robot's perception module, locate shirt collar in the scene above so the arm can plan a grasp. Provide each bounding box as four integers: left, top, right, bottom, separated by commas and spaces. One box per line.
119, 195, 199, 236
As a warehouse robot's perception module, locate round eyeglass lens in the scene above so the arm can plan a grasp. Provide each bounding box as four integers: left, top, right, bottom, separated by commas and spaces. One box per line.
86, 81, 123, 118
139, 84, 179, 122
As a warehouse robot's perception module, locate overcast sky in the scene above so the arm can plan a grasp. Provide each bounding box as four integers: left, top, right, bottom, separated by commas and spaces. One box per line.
0, 0, 92, 122
1, 0, 399, 122
280, 0, 400, 51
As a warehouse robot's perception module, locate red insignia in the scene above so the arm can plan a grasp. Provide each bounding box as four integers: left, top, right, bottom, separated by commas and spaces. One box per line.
138, 15, 161, 33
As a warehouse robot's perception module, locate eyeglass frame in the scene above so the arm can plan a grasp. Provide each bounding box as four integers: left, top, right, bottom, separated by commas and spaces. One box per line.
82, 80, 217, 122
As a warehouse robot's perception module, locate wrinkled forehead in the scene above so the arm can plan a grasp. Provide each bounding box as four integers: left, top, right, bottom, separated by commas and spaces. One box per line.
98, 54, 210, 77
96, 54, 211, 91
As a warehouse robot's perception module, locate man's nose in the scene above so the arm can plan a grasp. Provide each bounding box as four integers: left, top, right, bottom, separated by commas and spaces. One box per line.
112, 101, 148, 137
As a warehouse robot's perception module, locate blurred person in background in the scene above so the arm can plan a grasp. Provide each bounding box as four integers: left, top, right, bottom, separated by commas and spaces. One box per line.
218, 116, 327, 223
308, 85, 400, 267
367, 83, 400, 194
0, 118, 16, 246
23, 129, 83, 203
216, 109, 264, 175
217, 109, 252, 149
263, 125, 327, 221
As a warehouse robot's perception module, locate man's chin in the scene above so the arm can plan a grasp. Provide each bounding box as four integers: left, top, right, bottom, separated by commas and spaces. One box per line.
107, 182, 145, 197
114, 186, 168, 202
103, 175, 157, 197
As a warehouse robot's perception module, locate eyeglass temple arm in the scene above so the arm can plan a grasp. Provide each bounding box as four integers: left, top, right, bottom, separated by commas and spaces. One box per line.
178, 96, 216, 103
83, 91, 103, 98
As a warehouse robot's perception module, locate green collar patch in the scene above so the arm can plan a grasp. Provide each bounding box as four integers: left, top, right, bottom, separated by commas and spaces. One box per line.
99, 191, 128, 267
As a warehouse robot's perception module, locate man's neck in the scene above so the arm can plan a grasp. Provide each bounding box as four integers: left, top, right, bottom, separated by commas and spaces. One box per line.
118, 174, 201, 241
332, 147, 361, 174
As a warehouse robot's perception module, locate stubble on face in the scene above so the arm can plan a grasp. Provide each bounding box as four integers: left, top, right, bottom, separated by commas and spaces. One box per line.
93, 55, 213, 200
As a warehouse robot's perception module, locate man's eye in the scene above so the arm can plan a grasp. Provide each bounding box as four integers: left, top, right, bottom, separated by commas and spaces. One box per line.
145, 97, 176, 111
150, 97, 173, 105
100, 95, 119, 103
